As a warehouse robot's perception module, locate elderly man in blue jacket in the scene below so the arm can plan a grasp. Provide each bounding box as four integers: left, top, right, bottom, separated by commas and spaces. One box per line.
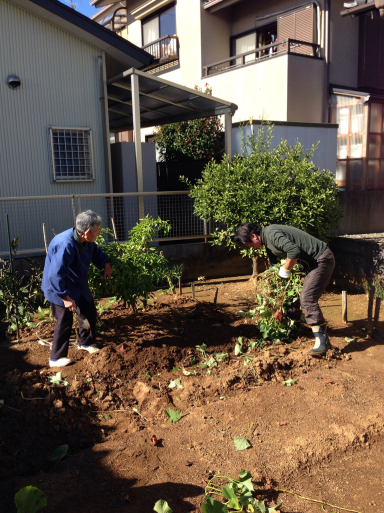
42, 210, 112, 367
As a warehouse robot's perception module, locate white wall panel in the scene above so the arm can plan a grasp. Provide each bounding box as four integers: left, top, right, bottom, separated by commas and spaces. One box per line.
0, 0, 106, 198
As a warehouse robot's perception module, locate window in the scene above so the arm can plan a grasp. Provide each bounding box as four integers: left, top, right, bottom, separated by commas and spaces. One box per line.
231, 22, 277, 65
142, 4, 176, 46
330, 95, 384, 190
50, 128, 94, 182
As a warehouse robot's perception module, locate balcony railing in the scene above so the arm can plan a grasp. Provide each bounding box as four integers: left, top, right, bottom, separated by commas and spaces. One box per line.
143, 35, 179, 65
203, 38, 320, 77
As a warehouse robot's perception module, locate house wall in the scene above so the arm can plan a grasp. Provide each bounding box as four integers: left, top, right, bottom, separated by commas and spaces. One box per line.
329, 0, 359, 88
0, 0, 108, 249
233, 122, 337, 173
287, 53, 324, 122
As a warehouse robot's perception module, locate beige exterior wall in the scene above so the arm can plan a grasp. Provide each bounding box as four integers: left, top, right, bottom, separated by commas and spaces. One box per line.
287, 54, 324, 122
329, 0, 359, 88
207, 55, 290, 123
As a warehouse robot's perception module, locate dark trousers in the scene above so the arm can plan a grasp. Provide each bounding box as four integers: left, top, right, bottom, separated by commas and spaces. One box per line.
50, 296, 97, 360
286, 248, 335, 326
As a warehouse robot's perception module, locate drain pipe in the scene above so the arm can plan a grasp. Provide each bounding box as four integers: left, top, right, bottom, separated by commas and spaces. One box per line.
323, 0, 330, 123
98, 55, 113, 195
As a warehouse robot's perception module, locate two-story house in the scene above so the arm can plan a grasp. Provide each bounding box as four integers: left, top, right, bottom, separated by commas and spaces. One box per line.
91, 0, 384, 196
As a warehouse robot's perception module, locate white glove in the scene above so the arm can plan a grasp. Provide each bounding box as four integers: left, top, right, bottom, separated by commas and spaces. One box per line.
278, 266, 291, 279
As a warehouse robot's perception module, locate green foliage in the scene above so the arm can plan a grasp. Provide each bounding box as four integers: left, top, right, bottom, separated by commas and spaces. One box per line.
239, 262, 304, 342
88, 216, 172, 310
153, 500, 173, 513
153, 117, 223, 162
0, 253, 44, 333
233, 437, 251, 451
49, 445, 68, 462
185, 124, 343, 256
203, 470, 281, 513
195, 344, 227, 369
14, 486, 47, 513
164, 407, 182, 423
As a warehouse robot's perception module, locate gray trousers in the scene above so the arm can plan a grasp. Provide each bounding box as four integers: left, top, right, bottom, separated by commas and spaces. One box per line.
300, 247, 335, 326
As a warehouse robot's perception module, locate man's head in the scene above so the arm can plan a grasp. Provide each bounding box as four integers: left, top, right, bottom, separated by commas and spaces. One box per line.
76, 210, 102, 243
234, 222, 263, 249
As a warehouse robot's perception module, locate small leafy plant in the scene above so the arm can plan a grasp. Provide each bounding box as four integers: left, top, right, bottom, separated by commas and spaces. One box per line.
239, 262, 305, 343
203, 470, 281, 513
154, 499, 173, 513
0, 252, 44, 333
14, 486, 47, 513
49, 444, 68, 462
164, 407, 182, 423
195, 344, 227, 369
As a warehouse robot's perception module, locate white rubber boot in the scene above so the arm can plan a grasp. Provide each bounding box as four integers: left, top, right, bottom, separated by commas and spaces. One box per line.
309, 324, 331, 356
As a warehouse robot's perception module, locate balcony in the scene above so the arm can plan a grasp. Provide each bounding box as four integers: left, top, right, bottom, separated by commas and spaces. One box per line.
142, 35, 179, 72
203, 39, 320, 77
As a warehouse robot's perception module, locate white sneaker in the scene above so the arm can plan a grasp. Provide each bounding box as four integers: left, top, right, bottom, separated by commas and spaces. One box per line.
78, 344, 100, 354
49, 358, 71, 367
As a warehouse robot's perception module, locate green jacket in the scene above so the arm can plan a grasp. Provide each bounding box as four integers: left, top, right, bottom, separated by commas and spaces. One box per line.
260, 225, 327, 269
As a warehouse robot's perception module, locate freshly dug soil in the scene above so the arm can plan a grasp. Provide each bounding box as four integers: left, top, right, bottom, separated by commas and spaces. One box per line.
0, 278, 383, 513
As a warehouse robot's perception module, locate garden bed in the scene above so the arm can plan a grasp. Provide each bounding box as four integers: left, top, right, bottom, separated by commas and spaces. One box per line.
1, 278, 383, 513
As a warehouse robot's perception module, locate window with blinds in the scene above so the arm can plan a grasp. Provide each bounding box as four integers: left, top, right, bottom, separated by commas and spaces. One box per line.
277, 4, 315, 55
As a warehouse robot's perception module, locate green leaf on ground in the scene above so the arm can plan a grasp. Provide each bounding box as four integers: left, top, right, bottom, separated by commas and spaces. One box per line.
233, 436, 251, 451
47, 372, 63, 386
237, 470, 254, 491
222, 485, 240, 509
171, 366, 180, 372
182, 369, 191, 376
14, 486, 47, 513
283, 379, 296, 387
202, 496, 228, 513
105, 414, 111, 420
153, 499, 173, 513
164, 407, 182, 423
345, 337, 356, 343
49, 444, 68, 462
168, 379, 183, 389
0, 399, 4, 408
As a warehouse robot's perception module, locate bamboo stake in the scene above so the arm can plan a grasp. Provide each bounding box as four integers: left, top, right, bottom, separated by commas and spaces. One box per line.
342, 290, 348, 324
178, 276, 182, 295
191, 282, 195, 299
367, 285, 375, 338
213, 287, 219, 306
42, 223, 48, 253
111, 217, 119, 244
373, 297, 381, 331
160, 251, 175, 293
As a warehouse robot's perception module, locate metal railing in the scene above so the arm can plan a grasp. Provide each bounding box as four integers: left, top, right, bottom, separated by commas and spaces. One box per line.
203, 38, 320, 76
0, 191, 218, 256
143, 35, 179, 62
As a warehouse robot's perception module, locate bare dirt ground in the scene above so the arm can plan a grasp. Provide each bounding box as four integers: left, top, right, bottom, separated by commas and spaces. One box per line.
1, 278, 383, 513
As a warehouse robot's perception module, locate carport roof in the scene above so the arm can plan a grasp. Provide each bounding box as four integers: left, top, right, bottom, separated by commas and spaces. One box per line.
107, 68, 238, 131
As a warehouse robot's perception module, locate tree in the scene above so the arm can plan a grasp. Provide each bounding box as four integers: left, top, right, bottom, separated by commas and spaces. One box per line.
152, 83, 223, 162
184, 124, 343, 272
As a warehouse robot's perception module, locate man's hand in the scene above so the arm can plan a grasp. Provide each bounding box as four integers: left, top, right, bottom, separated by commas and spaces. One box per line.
104, 263, 113, 279
63, 295, 76, 312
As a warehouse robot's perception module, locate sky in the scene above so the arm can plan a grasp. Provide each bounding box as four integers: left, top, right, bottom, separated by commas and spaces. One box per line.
58, 0, 101, 19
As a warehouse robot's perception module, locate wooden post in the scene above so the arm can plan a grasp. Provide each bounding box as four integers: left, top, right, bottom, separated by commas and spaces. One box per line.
213, 287, 219, 306
111, 217, 119, 243
178, 277, 182, 296
191, 282, 195, 299
42, 223, 48, 254
373, 297, 382, 331
342, 291, 348, 324
367, 285, 375, 338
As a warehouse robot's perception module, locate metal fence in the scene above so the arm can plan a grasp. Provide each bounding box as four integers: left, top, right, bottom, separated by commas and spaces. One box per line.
0, 191, 217, 256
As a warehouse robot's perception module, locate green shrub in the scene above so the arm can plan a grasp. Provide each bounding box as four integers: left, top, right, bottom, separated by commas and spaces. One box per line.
185, 124, 343, 254
88, 216, 173, 310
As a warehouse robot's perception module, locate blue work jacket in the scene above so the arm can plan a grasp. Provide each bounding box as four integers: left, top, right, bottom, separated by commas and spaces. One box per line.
42, 228, 108, 307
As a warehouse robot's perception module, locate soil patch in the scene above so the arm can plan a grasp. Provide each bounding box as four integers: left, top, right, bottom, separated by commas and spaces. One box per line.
1, 279, 383, 513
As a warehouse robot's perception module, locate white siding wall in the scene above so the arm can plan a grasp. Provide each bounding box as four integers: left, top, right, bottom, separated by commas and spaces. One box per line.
233, 124, 337, 174
0, 0, 106, 197
0, 0, 108, 251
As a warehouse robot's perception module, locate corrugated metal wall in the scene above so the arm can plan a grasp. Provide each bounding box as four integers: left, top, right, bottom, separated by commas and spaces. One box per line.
0, 0, 106, 197
0, 0, 109, 249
